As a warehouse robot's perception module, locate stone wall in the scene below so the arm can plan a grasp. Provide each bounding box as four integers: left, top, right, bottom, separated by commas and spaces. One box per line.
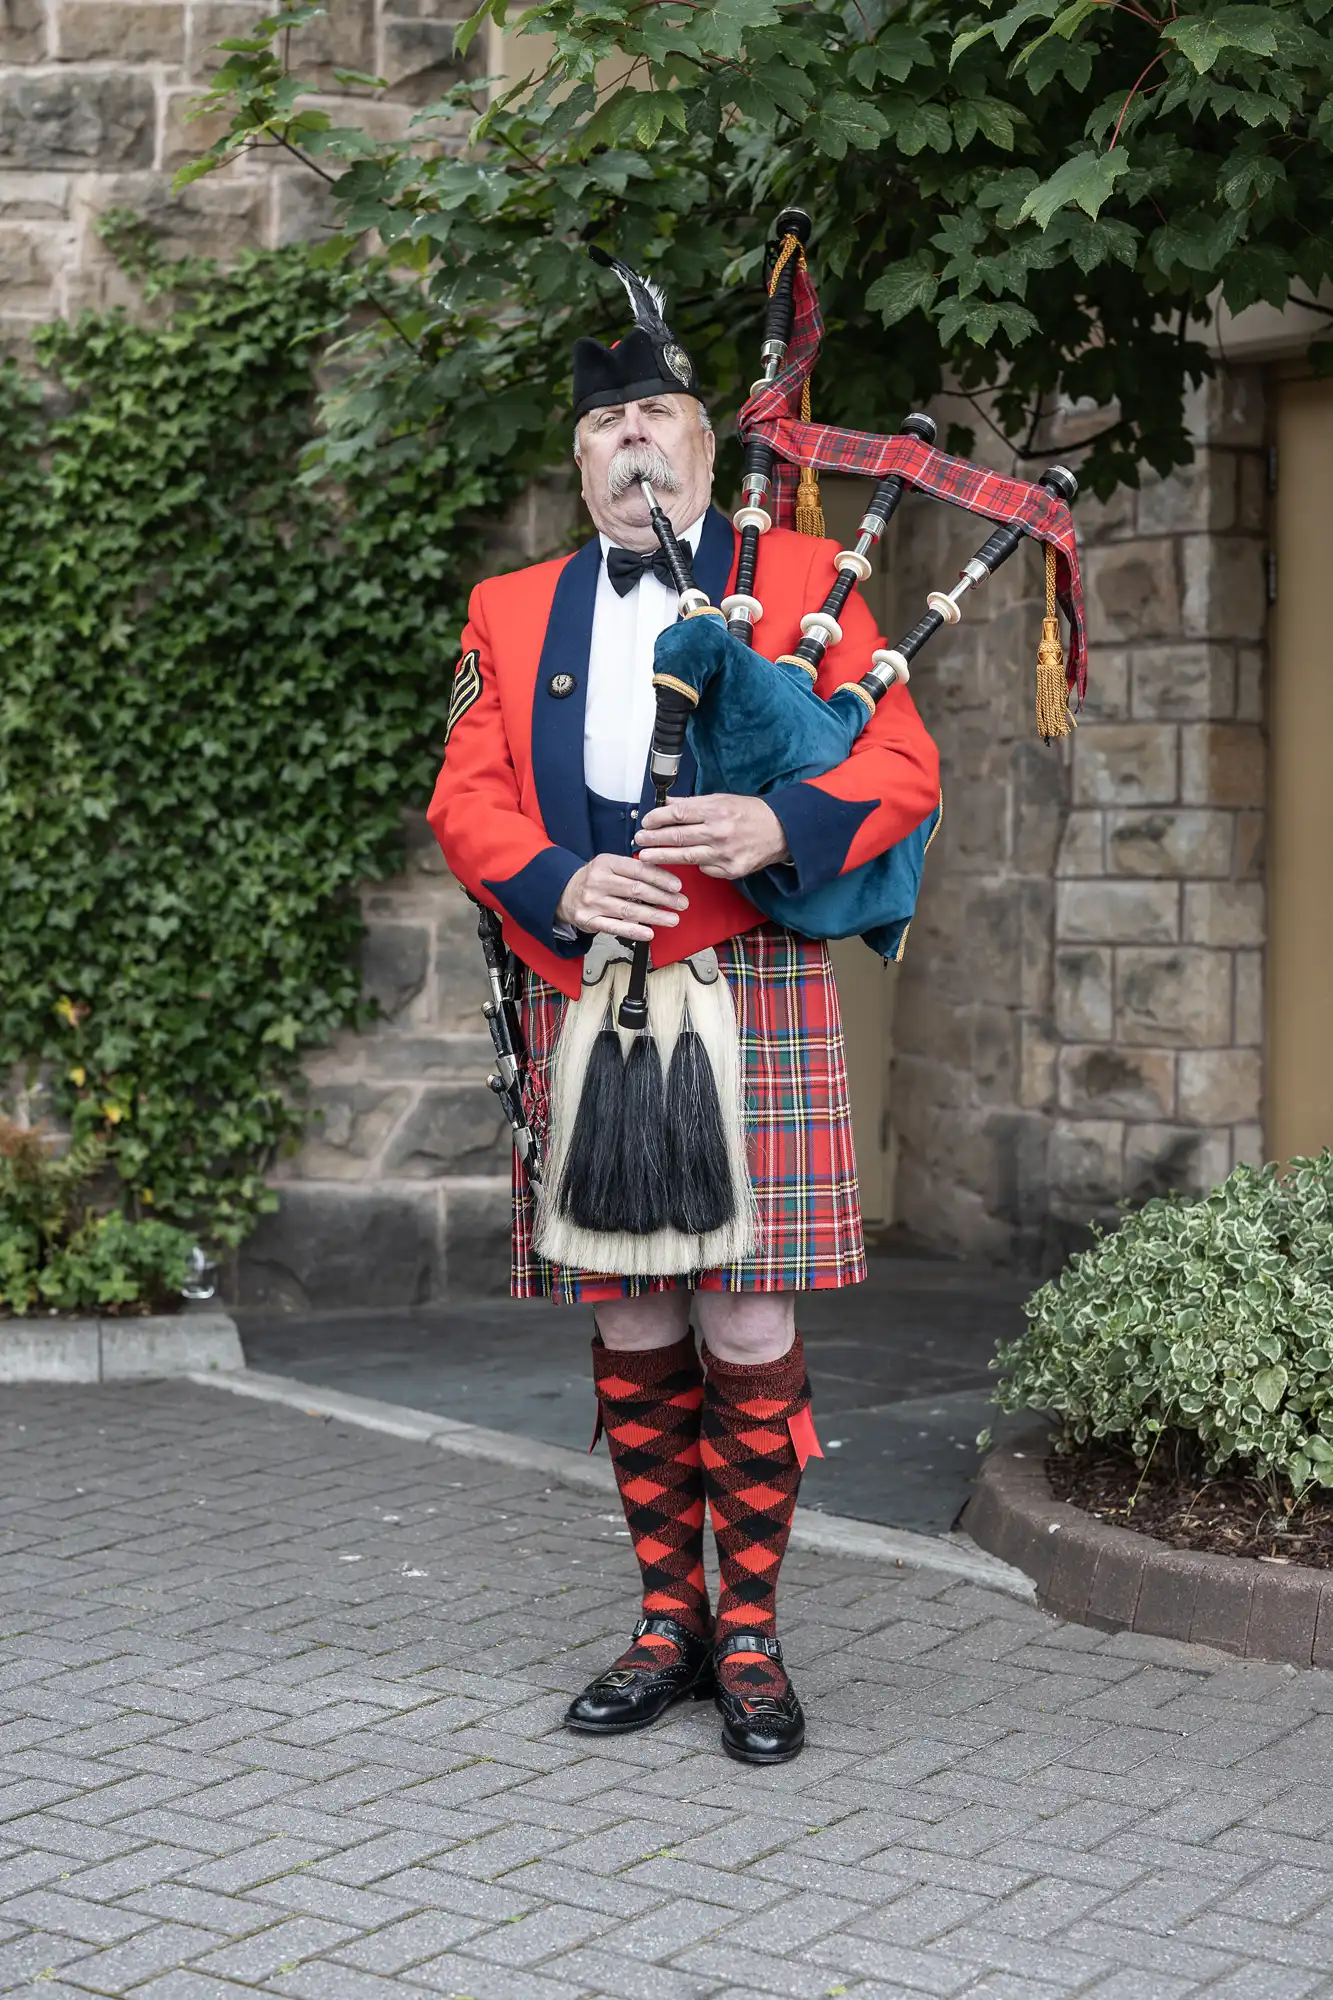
239, 815, 514, 1308
0, 0, 465, 350
891, 373, 1268, 1270
235, 479, 576, 1309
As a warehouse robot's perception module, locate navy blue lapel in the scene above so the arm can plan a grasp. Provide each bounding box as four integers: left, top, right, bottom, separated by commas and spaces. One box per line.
532, 535, 600, 859
636, 506, 735, 811
694, 504, 736, 607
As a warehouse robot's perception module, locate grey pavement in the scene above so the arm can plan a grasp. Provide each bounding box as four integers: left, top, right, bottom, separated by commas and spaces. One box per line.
6, 1384, 1333, 1996
238, 1255, 1033, 1535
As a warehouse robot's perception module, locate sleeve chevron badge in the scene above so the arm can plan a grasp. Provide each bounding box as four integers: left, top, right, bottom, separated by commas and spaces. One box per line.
444, 648, 482, 747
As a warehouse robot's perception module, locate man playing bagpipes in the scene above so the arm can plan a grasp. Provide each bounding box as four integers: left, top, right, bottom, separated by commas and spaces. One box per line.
429, 214, 1084, 1766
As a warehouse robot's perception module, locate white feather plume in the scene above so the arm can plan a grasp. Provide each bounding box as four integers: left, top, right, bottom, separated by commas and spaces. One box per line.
588, 246, 672, 340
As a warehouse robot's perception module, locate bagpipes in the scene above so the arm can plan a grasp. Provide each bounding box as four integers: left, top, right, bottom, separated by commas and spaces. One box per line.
529, 212, 1086, 1274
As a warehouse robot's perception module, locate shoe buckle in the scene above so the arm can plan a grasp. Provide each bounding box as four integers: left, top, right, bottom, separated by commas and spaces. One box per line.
718, 1631, 782, 1661
631, 1618, 648, 1638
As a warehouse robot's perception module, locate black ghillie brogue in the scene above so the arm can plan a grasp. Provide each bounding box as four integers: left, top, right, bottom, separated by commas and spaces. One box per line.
712, 1631, 805, 1765
564, 1614, 715, 1735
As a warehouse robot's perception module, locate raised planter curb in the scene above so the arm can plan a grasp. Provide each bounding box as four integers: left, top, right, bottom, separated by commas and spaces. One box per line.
192, 1367, 1036, 1601
966, 1425, 1333, 1670
0, 1312, 244, 1384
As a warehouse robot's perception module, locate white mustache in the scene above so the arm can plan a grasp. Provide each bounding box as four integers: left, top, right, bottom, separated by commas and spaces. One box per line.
606, 444, 678, 501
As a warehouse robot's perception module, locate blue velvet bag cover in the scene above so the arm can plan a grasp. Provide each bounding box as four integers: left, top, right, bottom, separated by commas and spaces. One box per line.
652, 615, 939, 962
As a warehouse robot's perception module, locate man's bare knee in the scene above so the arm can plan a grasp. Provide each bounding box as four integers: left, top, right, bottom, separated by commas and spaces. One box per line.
695, 1292, 796, 1364
595, 1292, 694, 1351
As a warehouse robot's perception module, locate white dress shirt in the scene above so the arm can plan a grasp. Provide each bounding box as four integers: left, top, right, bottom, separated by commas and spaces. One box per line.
584, 513, 706, 803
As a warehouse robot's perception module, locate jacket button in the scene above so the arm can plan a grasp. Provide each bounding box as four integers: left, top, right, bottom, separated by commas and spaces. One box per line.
549, 672, 576, 698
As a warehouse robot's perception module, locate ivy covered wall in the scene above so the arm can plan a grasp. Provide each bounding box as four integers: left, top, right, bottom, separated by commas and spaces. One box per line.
0, 232, 522, 1261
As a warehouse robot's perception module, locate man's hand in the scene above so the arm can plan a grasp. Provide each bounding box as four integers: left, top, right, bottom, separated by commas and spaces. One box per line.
556, 854, 689, 942
634, 794, 789, 879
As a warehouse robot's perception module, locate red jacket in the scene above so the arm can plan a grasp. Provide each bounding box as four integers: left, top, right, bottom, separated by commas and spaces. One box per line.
429, 506, 940, 1000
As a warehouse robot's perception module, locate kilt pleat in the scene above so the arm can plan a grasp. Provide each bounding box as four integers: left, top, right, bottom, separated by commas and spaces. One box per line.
510, 923, 867, 1301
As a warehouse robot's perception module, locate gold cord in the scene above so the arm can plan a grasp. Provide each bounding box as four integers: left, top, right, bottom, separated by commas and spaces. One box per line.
767, 233, 802, 294
1036, 540, 1072, 742
794, 377, 825, 537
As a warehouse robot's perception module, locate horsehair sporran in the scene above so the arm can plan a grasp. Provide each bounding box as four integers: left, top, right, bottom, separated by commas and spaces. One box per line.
536, 945, 757, 1276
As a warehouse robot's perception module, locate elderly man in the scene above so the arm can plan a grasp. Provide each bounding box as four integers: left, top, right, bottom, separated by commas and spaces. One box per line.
430, 266, 939, 1765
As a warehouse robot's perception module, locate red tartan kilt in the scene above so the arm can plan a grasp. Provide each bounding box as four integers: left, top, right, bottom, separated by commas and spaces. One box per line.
511, 922, 867, 1302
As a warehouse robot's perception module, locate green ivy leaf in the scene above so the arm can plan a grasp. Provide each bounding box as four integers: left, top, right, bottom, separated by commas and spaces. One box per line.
0, 237, 524, 1248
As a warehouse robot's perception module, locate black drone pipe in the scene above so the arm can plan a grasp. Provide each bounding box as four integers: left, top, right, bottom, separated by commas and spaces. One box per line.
855, 463, 1079, 703
722, 207, 812, 647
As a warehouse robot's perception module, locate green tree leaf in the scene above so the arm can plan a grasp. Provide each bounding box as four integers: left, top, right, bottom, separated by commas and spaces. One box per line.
865, 255, 939, 325
1165, 5, 1279, 74
1018, 151, 1132, 228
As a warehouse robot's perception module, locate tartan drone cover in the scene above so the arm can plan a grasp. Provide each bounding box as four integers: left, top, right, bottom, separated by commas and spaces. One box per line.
511, 925, 867, 1302
738, 255, 1089, 702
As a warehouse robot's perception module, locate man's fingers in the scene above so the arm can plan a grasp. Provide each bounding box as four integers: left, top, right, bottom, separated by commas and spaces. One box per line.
585, 918, 655, 941
646, 846, 713, 868
578, 902, 679, 935
640, 799, 708, 831
603, 882, 687, 913
635, 825, 709, 854
602, 856, 682, 892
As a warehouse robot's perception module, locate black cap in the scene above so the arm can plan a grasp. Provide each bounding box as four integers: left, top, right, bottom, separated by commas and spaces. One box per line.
573, 248, 703, 421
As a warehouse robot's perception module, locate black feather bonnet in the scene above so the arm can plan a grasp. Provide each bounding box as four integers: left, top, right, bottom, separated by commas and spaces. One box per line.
572, 247, 703, 421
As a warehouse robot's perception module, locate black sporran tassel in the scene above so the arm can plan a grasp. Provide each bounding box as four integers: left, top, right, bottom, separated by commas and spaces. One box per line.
559, 1008, 626, 1230
618, 1033, 670, 1234
665, 1004, 736, 1234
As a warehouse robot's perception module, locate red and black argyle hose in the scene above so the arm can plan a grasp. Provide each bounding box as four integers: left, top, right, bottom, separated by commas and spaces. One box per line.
700, 1333, 822, 1702
737, 256, 1088, 701
592, 1333, 711, 1667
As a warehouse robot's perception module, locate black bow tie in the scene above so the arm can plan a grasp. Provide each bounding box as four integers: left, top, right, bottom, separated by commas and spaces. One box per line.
605, 544, 679, 597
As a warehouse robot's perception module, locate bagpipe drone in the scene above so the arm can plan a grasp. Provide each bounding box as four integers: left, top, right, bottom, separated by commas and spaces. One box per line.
496, 212, 1087, 1275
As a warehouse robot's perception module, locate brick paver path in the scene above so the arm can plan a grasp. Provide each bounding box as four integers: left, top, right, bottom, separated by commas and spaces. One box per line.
6, 1385, 1333, 1998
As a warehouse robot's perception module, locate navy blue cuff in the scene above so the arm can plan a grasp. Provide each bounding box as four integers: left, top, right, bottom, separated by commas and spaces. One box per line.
483, 847, 589, 959
762, 783, 879, 896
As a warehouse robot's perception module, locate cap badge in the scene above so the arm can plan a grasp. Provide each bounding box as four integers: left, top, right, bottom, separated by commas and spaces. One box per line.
662, 343, 692, 385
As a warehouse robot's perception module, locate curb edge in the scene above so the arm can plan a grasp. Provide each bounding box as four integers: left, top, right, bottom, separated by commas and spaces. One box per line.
188, 1367, 1035, 1601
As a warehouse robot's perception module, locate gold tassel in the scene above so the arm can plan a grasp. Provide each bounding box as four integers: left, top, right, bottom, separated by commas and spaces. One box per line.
1036, 539, 1073, 742
794, 377, 824, 537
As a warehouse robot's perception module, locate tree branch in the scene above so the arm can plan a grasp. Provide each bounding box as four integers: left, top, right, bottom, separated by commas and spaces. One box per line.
1108, 53, 1163, 150
1021, 392, 1045, 458
274, 131, 339, 184
949, 390, 1126, 461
